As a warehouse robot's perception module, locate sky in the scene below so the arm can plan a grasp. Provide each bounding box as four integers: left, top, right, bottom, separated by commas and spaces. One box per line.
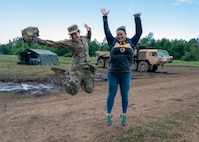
0, 0, 199, 44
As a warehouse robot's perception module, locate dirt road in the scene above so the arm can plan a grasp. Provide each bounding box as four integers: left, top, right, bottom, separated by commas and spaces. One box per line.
0, 66, 199, 142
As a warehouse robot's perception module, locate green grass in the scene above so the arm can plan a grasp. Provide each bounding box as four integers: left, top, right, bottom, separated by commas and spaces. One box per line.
167, 60, 199, 67
0, 55, 67, 80
0, 55, 97, 80
119, 107, 199, 142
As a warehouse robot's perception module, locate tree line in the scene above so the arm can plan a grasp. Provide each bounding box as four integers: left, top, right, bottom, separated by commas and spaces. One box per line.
0, 33, 199, 61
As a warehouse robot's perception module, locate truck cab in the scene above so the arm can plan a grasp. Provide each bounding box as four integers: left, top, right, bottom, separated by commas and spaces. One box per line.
134, 48, 173, 72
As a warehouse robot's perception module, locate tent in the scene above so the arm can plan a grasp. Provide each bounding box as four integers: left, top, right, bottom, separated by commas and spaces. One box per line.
17, 48, 59, 65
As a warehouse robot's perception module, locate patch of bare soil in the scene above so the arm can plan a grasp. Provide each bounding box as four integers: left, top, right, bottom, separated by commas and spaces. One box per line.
0, 66, 199, 142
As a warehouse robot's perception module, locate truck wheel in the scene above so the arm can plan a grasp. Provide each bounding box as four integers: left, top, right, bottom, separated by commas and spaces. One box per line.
150, 65, 158, 72
97, 58, 105, 68
132, 61, 137, 71
138, 61, 149, 72
105, 59, 109, 68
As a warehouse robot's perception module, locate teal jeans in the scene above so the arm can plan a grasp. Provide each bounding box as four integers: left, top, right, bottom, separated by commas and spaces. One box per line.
107, 71, 132, 114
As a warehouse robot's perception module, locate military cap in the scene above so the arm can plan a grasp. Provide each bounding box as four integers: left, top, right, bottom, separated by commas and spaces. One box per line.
67, 24, 79, 35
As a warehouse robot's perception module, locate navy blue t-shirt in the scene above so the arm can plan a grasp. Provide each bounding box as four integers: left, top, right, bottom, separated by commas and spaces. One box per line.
109, 42, 133, 72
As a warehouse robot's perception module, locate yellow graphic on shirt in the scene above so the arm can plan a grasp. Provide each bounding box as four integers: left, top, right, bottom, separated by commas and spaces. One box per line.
114, 42, 131, 48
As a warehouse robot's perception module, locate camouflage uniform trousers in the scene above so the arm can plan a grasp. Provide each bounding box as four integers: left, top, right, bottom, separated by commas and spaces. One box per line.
57, 67, 94, 95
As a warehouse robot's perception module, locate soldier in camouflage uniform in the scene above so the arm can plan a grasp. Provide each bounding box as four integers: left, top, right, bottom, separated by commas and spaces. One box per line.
22, 24, 96, 95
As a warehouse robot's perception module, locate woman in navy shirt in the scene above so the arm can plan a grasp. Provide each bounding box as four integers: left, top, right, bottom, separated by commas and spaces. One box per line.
101, 8, 142, 126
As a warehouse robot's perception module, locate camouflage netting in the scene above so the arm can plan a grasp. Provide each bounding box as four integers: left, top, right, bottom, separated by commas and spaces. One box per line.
21, 26, 39, 43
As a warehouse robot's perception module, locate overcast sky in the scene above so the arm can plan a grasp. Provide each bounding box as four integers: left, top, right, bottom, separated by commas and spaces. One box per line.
0, 0, 198, 44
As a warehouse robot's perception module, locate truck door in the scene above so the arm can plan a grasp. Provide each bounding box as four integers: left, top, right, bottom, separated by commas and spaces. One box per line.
148, 52, 160, 65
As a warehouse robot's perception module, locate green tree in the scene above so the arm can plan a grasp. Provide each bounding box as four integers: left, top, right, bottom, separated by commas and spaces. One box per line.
170, 39, 186, 60
181, 39, 198, 61
0, 44, 10, 54
139, 32, 155, 47
1, 36, 199, 61
89, 39, 101, 57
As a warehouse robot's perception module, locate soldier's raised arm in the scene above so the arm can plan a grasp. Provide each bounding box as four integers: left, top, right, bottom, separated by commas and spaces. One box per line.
37, 38, 70, 48
84, 23, 91, 41
21, 26, 70, 48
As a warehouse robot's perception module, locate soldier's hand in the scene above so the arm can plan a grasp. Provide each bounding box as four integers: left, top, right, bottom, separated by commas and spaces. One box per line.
84, 24, 91, 31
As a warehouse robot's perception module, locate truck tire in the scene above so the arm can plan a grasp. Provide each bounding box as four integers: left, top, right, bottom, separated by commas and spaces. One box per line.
150, 65, 158, 72
97, 58, 105, 68
138, 61, 149, 72
105, 59, 109, 68
132, 61, 137, 71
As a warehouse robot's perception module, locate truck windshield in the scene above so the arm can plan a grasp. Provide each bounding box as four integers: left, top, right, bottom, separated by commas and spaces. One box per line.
157, 51, 169, 57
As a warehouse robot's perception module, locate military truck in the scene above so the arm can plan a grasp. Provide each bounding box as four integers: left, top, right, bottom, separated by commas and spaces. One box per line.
95, 46, 173, 72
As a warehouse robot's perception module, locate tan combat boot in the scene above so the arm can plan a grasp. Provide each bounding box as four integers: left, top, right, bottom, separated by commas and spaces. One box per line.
51, 67, 66, 76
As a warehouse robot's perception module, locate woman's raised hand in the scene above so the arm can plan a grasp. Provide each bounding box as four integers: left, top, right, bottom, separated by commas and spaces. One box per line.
101, 9, 110, 16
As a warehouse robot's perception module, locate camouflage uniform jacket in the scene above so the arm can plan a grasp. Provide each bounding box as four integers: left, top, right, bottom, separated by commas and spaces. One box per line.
38, 31, 92, 71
